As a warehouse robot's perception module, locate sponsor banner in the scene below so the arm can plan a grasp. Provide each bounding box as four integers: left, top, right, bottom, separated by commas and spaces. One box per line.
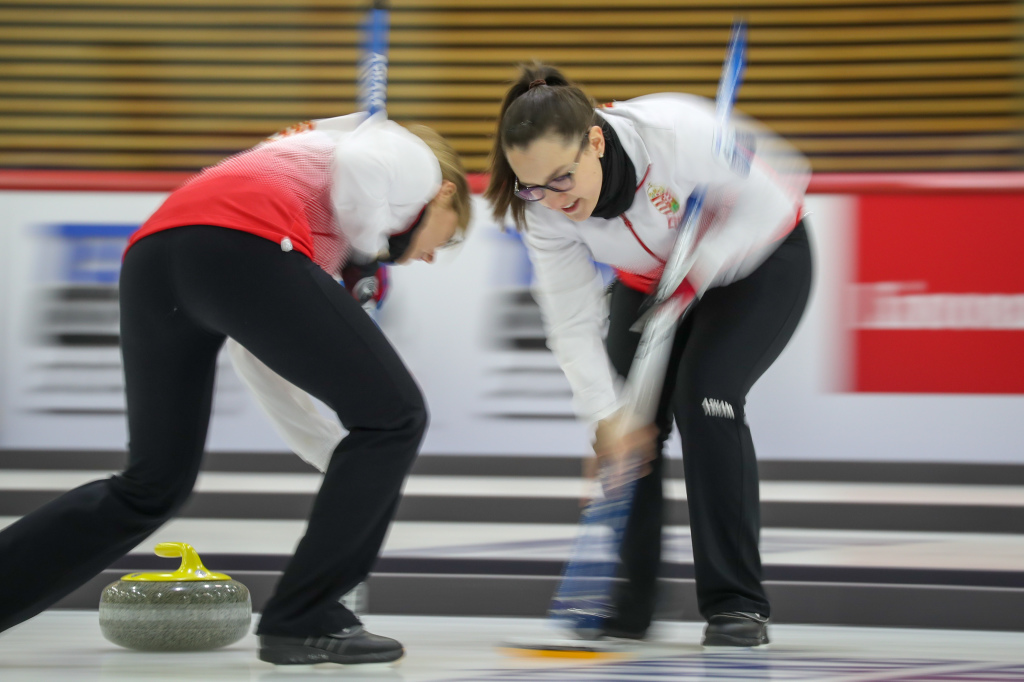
852, 194, 1024, 393
0, 193, 595, 456
1, 188, 1022, 463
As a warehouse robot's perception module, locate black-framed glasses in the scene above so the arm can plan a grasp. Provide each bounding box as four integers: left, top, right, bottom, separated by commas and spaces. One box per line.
513, 135, 589, 202
440, 233, 464, 250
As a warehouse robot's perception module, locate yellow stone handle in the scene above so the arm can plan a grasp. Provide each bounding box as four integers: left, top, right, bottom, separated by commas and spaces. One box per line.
121, 542, 232, 582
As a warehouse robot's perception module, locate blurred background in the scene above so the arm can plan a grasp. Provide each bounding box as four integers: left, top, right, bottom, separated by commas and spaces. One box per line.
1, 0, 1024, 634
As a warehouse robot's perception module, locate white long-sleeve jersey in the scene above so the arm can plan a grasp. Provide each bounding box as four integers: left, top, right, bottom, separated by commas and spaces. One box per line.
523, 93, 809, 425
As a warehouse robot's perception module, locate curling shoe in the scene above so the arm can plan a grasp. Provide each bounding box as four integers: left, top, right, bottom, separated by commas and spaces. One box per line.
259, 624, 404, 665
701, 611, 770, 648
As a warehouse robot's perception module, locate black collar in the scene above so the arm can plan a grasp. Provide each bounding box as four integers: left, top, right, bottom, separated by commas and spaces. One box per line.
378, 206, 427, 263
590, 115, 638, 220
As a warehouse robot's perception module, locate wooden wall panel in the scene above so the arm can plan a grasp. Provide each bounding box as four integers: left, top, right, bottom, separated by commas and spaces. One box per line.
1, 0, 1021, 172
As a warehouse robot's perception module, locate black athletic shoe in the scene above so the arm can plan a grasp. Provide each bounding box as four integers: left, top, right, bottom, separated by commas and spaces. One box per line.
701, 612, 770, 647
258, 625, 404, 665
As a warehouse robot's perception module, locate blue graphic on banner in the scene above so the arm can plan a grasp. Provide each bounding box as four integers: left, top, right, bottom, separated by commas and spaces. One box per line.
50, 224, 137, 285
32, 223, 138, 348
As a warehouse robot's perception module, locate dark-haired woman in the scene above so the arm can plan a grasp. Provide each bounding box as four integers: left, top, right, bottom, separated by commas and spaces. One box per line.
485, 66, 812, 648
0, 112, 471, 666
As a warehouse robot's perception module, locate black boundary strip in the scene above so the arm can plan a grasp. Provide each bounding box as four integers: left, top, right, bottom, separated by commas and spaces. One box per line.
104, 553, 1024, 589
53, 571, 1024, 632
4, 449, 1024, 485
4, 490, 1024, 534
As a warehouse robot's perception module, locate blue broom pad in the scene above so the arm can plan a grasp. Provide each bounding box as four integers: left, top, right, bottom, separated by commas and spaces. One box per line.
549, 476, 637, 628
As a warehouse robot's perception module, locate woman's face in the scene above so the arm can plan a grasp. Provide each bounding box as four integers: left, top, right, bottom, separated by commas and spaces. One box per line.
396, 180, 459, 265
506, 126, 605, 222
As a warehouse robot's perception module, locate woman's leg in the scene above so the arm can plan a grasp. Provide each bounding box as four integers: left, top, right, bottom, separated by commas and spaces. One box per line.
161, 227, 427, 638
673, 221, 813, 621
0, 231, 224, 633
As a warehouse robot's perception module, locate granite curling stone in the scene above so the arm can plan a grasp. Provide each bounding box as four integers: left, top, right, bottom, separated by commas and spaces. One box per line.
99, 542, 252, 651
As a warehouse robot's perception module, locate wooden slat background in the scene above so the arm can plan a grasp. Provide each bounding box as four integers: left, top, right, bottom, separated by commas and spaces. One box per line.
1, 0, 1022, 173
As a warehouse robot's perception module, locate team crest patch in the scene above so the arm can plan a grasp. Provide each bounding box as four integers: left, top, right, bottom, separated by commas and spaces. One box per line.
647, 183, 680, 216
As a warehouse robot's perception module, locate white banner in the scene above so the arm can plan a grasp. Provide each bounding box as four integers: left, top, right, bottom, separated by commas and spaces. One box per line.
1, 191, 1022, 463
0, 191, 276, 452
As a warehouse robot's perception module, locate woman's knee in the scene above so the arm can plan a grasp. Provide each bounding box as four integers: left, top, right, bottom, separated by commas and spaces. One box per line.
365, 376, 428, 440
399, 385, 429, 441
109, 469, 197, 522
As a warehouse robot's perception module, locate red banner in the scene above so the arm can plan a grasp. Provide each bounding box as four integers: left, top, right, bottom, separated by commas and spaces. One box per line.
852, 193, 1024, 393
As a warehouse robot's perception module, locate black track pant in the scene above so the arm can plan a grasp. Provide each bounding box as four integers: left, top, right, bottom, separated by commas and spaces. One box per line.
605, 220, 812, 631
0, 226, 427, 637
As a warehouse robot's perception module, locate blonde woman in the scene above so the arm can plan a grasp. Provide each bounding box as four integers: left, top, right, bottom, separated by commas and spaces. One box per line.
0, 112, 470, 666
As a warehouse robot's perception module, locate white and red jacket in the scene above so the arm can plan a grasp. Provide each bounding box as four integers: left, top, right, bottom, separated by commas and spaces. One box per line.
130, 111, 441, 272
523, 93, 809, 425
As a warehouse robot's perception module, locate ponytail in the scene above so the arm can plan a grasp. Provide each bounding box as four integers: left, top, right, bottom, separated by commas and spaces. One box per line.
485, 62, 595, 231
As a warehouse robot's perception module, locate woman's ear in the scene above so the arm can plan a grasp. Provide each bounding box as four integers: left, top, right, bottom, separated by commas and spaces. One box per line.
589, 125, 606, 158
438, 180, 457, 199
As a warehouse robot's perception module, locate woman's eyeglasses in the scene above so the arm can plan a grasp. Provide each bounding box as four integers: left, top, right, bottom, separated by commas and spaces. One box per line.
440, 234, 464, 250
514, 136, 589, 202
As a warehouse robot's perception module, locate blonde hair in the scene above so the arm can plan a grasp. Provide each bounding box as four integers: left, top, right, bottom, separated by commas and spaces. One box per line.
404, 124, 472, 236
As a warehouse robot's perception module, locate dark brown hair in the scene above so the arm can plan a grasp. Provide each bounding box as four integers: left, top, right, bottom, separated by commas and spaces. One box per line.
485, 62, 596, 230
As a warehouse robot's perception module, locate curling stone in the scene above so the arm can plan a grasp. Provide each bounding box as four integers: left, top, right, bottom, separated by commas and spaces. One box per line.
99, 542, 251, 651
